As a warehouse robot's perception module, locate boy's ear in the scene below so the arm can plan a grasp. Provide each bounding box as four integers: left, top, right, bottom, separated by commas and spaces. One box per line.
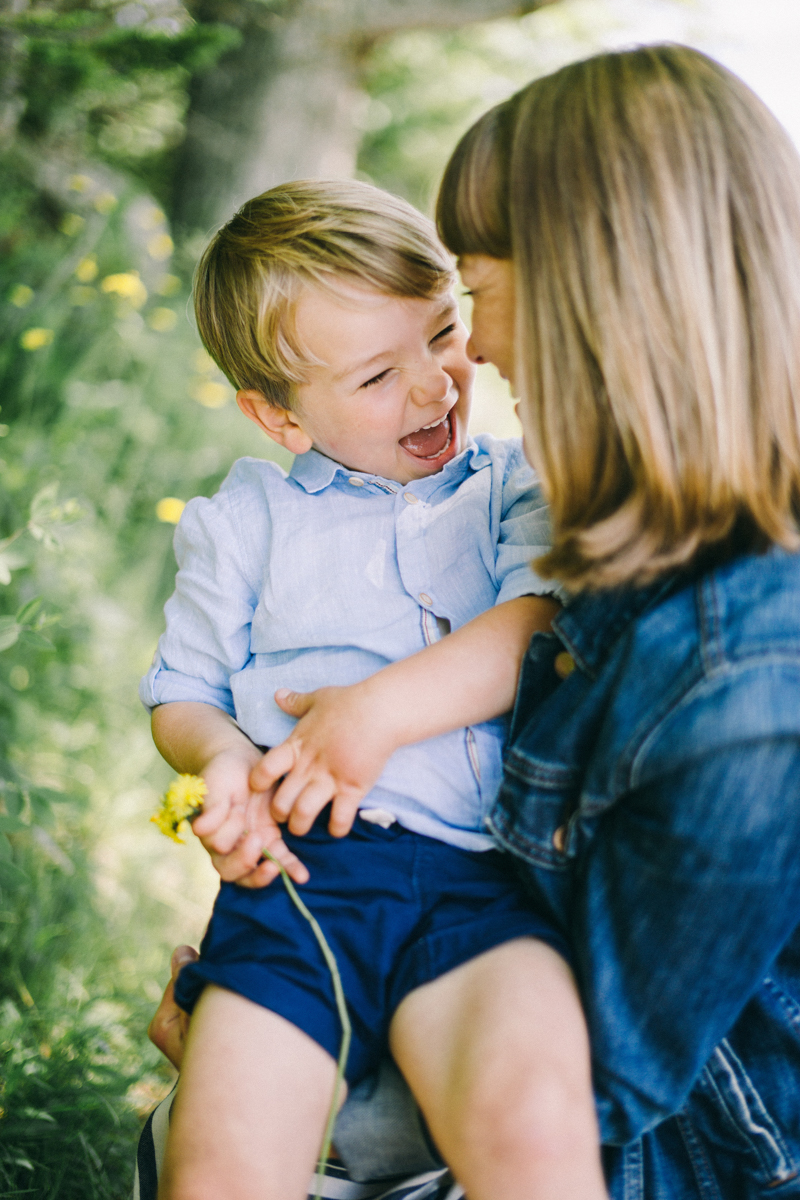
236, 390, 313, 455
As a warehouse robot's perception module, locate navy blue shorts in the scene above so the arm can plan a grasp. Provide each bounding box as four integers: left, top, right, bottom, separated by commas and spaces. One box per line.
174, 814, 570, 1086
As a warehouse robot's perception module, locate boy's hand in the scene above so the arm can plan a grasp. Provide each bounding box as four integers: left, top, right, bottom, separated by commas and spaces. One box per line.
191, 745, 309, 887
249, 683, 397, 838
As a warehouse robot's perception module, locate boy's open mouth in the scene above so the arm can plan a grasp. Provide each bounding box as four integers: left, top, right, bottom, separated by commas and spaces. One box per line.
398, 409, 453, 460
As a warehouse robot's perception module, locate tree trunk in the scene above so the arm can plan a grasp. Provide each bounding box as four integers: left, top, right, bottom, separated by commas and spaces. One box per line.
172, 0, 551, 234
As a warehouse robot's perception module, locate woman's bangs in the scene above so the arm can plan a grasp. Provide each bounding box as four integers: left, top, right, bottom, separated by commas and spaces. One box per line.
437, 103, 513, 260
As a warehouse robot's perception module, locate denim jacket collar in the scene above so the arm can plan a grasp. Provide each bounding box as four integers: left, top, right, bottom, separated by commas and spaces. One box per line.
553, 574, 680, 679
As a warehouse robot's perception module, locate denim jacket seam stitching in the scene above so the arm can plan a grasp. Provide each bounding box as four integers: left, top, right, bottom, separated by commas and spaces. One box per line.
616, 661, 707, 792
676, 1109, 726, 1200
704, 1040, 796, 1182
698, 575, 726, 673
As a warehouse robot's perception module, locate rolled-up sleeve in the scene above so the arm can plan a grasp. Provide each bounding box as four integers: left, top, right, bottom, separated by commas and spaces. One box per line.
139, 491, 261, 716
494, 446, 565, 605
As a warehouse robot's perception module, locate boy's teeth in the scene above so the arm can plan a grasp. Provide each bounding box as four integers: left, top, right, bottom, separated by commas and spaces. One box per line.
398, 411, 452, 458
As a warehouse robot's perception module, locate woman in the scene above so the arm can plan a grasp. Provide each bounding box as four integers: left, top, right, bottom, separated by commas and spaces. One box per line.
435, 43, 800, 1197
139, 44, 800, 1199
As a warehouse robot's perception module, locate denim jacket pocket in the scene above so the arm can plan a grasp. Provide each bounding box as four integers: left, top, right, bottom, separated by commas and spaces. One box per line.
489, 743, 580, 869
691, 1039, 799, 1190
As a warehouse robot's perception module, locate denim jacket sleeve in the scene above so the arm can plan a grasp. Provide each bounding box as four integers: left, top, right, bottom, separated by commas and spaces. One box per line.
490, 552, 800, 1146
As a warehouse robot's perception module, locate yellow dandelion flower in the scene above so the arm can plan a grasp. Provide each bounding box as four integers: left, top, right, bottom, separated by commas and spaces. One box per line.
68, 174, 92, 192
101, 271, 148, 308
147, 233, 174, 262
60, 213, 85, 236
190, 379, 230, 408
151, 774, 207, 842
147, 307, 177, 332
10, 284, 34, 308
75, 256, 98, 283
20, 328, 54, 351
94, 191, 118, 214
156, 497, 185, 524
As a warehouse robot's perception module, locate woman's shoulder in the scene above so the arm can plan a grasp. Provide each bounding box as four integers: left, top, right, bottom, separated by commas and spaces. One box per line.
621, 548, 800, 778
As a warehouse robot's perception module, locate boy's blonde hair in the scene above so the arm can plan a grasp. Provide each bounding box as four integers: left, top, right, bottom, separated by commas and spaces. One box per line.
438, 45, 800, 590
195, 179, 455, 410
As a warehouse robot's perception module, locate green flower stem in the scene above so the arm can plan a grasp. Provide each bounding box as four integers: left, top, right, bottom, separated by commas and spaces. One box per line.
262, 849, 351, 1200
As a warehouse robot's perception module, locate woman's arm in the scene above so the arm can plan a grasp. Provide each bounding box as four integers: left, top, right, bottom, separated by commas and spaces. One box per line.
251, 594, 559, 837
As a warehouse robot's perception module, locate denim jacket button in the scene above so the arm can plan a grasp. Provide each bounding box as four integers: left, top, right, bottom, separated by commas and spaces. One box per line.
553, 824, 567, 852
554, 651, 576, 679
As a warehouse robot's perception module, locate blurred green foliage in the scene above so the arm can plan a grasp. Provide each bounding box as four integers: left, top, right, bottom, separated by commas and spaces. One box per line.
0, 0, 644, 1192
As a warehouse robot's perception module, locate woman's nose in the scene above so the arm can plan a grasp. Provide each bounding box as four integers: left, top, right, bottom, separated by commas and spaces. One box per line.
466, 334, 485, 365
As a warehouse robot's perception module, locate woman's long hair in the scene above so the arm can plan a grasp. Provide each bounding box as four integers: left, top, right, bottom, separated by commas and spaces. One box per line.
439, 45, 800, 590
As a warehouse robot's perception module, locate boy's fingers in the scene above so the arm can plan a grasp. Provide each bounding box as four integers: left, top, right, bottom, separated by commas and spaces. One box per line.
190, 802, 227, 837
270, 767, 311, 822
286, 780, 335, 835
250, 741, 297, 791
328, 794, 362, 838
273, 688, 313, 717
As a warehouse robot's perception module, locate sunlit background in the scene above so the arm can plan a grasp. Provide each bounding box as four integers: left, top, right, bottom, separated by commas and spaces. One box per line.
0, 1, 797, 1193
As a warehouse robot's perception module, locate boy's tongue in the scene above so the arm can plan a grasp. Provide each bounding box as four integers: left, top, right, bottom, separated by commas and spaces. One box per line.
399, 416, 450, 459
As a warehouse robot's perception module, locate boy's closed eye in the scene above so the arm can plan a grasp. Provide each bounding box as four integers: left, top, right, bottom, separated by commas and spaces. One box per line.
359, 324, 457, 390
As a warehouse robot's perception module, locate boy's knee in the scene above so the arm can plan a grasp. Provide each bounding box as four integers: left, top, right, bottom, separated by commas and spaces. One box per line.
454, 1063, 596, 1169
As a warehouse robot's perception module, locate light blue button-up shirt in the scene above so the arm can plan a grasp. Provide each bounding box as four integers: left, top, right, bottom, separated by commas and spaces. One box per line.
140, 434, 555, 851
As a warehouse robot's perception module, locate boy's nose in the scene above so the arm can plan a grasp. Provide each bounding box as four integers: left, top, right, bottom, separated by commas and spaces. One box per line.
409, 366, 450, 408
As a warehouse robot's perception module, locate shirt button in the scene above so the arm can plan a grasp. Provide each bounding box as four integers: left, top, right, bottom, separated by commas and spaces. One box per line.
348, 477, 364, 487
554, 651, 576, 679
403, 492, 419, 504
552, 825, 567, 852
419, 593, 432, 606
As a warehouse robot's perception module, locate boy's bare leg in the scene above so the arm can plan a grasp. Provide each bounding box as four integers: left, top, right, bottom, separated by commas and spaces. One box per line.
159, 985, 342, 1200
390, 939, 608, 1200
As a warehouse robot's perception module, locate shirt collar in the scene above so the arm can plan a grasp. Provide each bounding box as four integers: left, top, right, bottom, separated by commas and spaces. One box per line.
287, 438, 491, 495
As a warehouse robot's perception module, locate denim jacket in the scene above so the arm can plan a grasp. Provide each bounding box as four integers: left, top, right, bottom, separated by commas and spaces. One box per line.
490, 545, 800, 1197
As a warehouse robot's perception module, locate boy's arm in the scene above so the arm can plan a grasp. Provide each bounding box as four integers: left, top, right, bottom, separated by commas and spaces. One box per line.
152, 701, 309, 887
252, 593, 559, 837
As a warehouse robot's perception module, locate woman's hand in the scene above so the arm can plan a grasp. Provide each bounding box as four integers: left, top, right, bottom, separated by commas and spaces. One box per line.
249, 683, 398, 838
148, 945, 197, 1069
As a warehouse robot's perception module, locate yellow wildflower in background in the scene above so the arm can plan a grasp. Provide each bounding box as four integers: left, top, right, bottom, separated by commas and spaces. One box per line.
21, 328, 54, 351
70, 286, 96, 307
147, 233, 174, 261
75, 256, 98, 283
156, 497, 185, 524
190, 379, 230, 408
94, 191, 118, 214
137, 205, 165, 230
151, 774, 207, 843
157, 274, 182, 296
68, 174, 92, 192
101, 271, 148, 308
10, 284, 33, 308
60, 213, 85, 236
147, 307, 177, 332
